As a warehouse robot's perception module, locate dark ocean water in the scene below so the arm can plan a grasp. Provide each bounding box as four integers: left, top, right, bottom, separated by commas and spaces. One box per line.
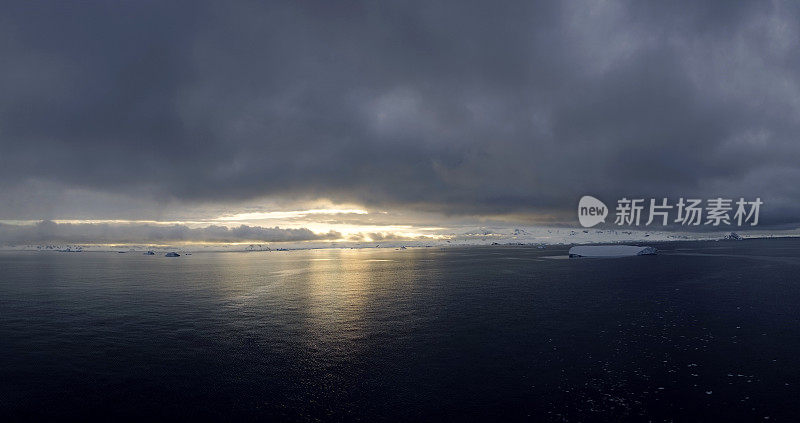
2, 239, 800, 421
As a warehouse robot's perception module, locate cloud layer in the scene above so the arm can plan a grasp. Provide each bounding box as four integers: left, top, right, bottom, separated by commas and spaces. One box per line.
0, 221, 341, 245
1, 1, 799, 227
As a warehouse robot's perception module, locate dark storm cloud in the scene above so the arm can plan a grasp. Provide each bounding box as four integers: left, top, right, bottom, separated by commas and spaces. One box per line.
1, 0, 800, 226
0, 221, 340, 244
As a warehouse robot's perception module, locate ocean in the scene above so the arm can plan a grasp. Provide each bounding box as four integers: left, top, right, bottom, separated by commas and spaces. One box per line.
2, 239, 799, 421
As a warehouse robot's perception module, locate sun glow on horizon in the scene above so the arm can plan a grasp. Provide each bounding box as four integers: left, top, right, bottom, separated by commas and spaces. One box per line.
0, 206, 453, 244
213, 208, 369, 221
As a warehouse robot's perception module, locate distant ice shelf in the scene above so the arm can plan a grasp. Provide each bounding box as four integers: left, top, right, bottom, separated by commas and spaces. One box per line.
568, 245, 657, 258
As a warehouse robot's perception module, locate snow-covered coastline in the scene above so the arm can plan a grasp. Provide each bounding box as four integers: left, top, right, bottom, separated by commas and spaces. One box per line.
1, 227, 797, 253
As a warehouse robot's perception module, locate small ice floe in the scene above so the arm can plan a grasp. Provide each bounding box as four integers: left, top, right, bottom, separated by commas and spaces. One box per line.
724, 232, 743, 240
568, 245, 657, 258
143, 251, 155, 255
165, 252, 180, 257
706, 391, 713, 395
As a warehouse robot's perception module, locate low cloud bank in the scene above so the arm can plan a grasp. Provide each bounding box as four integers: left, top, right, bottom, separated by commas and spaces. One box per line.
0, 221, 341, 245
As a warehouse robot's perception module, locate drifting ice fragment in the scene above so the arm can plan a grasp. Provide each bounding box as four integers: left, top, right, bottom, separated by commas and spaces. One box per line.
568, 245, 657, 258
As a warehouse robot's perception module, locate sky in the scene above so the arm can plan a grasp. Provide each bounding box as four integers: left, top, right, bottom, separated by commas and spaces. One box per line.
1, 0, 800, 246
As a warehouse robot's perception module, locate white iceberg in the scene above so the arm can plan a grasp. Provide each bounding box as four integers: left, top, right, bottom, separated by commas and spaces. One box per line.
568, 245, 657, 258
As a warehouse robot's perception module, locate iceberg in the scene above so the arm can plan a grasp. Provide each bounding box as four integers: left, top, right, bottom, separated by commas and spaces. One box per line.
568, 245, 657, 258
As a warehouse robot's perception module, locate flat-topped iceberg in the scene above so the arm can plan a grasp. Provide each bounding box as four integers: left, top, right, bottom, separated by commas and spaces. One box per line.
568, 245, 657, 258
